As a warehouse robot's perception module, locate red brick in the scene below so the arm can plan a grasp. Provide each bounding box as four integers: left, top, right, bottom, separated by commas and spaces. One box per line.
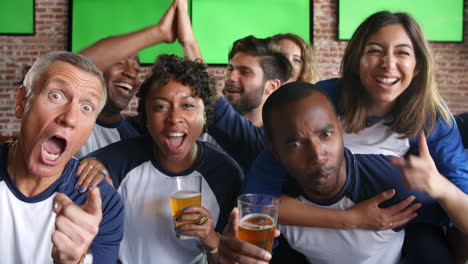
0, 0, 467, 136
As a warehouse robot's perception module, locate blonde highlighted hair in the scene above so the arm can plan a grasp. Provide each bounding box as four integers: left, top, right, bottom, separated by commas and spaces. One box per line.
272, 33, 320, 84
340, 11, 451, 138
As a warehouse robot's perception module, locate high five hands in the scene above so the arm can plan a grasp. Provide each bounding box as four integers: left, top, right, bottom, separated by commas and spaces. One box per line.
157, 0, 202, 59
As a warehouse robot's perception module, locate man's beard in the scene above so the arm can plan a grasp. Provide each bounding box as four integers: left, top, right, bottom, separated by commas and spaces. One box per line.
229, 86, 265, 116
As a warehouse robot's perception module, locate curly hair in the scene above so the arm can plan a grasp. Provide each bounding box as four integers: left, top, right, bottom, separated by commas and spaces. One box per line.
136, 54, 216, 133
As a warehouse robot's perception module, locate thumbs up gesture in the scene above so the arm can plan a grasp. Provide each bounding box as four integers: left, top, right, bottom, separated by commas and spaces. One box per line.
51, 187, 103, 264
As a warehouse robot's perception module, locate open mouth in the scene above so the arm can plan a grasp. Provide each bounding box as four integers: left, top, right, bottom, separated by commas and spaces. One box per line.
376, 77, 399, 86
224, 83, 242, 95
114, 82, 134, 93
165, 132, 187, 153
42, 136, 67, 163
225, 87, 241, 94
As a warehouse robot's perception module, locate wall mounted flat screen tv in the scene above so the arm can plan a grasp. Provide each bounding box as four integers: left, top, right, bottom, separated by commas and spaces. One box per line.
71, 0, 184, 64
0, 0, 34, 35
192, 0, 310, 64
71, 0, 311, 65
338, 0, 464, 42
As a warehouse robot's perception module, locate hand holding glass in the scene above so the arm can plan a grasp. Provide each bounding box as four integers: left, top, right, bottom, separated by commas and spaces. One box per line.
168, 174, 202, 239
237, 194, 280, 253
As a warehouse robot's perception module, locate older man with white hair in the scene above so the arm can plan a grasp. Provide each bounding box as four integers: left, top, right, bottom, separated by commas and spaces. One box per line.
0, 51, 124, 263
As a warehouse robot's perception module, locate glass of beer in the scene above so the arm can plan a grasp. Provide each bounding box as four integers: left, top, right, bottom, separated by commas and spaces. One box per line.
237, 194, 280, 253
168, 174, 202, 239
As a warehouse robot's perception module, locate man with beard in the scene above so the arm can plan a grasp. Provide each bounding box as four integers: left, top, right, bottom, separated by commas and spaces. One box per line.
0, 51, 124, 263
216, 82, 468, 264
206, 35, 293, 171
77, 34, 292, 189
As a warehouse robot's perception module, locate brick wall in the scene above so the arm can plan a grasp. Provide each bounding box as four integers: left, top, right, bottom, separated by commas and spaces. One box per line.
1, 0, 467, 136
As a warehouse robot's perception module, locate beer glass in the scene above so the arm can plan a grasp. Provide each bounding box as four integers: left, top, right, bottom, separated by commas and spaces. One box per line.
237, 194, 280, 253
168, 174, 202, 239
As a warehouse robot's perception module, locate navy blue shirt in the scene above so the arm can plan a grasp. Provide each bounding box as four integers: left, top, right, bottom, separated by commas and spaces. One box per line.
0, 142, 124, 263
208, 96, 266, 172
86, 135, 243, 263
282, 148, 453, 228
455, 113, 468, 148
245, 78, 468, 211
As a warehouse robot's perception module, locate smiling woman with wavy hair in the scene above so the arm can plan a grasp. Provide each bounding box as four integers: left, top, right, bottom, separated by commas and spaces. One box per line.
340, 11, 450, 138
243, 10, 468, 264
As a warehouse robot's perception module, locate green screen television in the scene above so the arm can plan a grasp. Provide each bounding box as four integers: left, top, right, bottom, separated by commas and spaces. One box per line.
0, 0, 34, 35
71, 0, 311, 65
192, 0, 311, 64
338, 0, 464, 42
71, 0, 184, 64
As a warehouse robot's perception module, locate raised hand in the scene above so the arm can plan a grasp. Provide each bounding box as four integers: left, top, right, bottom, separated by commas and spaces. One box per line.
51, 187, 103, 264
390, 131, 468, 233
156, 0, 177, 44
349, 189, 421, 230
217, 208, 277, 264
76, 159, 113, 193
176, 0, 203, 60
389, 131, 443, 198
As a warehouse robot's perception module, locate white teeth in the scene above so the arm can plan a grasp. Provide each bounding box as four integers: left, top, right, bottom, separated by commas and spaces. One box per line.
376, 77, 398, 84
44, 150, 59, 161
115, 82, 133, 91
168, 133, 184, 137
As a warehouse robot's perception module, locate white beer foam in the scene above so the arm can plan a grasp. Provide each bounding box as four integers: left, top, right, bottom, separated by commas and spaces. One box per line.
169, 191, 201, 199
239, 213, 274, 230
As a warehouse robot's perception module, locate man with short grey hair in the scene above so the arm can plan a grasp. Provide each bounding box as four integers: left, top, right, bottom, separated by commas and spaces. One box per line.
0, 51, 124, 263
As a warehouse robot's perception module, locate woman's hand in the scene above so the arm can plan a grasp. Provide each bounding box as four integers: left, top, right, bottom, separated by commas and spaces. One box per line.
175, 206, 220, 251
390, 131, 468, 233
75, 159, 113, 192
348, 189, 421, 230
389, 131, 443, 198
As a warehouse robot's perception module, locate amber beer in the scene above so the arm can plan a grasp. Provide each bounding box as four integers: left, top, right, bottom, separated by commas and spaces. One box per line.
237, 194, 279, 256
238, 213, 275, 252
169, 190, 201, 228
167, 174, 202, 239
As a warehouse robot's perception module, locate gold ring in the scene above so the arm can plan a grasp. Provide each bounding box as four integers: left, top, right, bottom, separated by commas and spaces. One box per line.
195, 215, 208, 225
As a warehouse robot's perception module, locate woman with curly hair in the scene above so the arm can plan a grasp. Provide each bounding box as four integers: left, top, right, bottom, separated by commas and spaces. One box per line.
87, 54, 242, 264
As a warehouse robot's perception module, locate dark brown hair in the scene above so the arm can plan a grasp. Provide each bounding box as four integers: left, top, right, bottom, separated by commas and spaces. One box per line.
340, 11, 450, 138
228, 35, 294, 83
